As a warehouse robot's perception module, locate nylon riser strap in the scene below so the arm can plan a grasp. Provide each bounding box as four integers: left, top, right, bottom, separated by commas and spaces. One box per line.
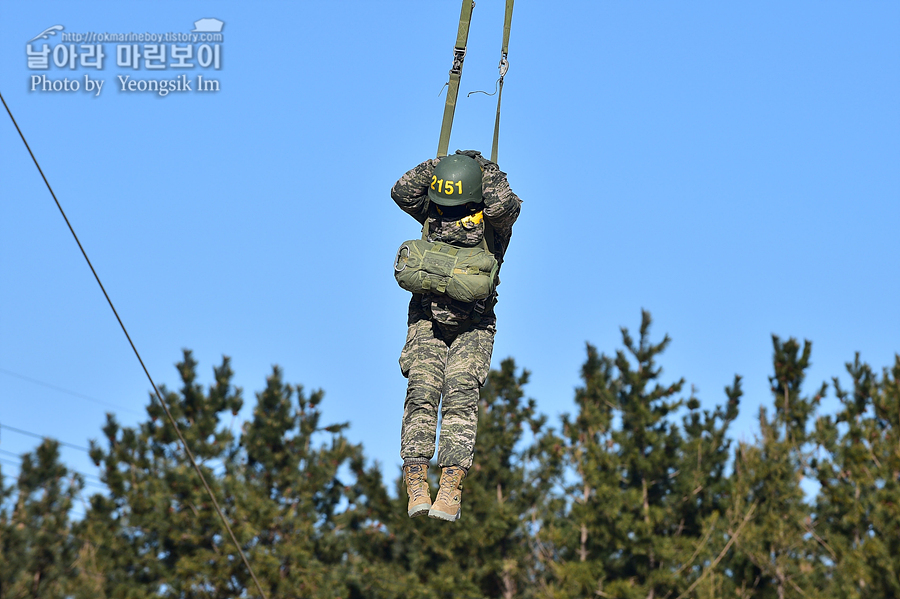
490, 81, 504, 164
437, 73, 462, 158
490, 0, 514, 164
437, 0, 474, 157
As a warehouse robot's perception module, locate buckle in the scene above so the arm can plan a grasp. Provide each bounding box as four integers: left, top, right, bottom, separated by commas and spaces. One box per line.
498, 53, 509, 78
450, 47, 466, 75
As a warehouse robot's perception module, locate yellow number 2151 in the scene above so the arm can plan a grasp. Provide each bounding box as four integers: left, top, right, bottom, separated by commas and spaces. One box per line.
431, 176, 464, 196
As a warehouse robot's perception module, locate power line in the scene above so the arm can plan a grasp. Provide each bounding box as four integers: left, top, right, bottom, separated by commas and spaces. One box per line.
0, 456, 104, 483
0, 425, 109, 487
1, 90, 268, 599
0, 423, 90, 452
0, 445, 225, 486
0, 470, 105, 492
0, 367, 141, 416
0, 449, 105, 484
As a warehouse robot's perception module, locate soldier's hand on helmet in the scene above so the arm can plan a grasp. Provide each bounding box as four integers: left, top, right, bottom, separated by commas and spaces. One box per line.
455, 149, 481, 160
456, 149, 497, 171
416, 157, 444, 182
425, 156, 447, 172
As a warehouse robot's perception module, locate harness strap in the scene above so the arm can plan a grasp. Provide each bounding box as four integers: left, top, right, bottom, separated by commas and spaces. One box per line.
420, 207, 498, 321
423, 211, 496, 259
437, 0, 475, 158
481, 217, 495, 256
490, 0, 515, 164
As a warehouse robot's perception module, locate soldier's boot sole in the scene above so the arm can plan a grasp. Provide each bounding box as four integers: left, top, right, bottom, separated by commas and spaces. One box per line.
408, 501, 431, 518
427, 505, 461, 521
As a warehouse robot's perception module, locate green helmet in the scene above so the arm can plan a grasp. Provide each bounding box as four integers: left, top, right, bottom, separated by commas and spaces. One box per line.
428, 154, 483, 207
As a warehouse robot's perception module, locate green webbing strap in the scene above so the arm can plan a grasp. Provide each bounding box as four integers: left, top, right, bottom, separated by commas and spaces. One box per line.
490, 0, 515, 164
437, 0, 475, 158
424, 210, 494, 261
501, 0, 514, 57
490, 83, 505, 164
481, 218, 496, 256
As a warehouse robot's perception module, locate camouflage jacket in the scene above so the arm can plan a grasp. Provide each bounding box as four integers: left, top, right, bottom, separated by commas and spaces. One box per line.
391, 155, 522, 333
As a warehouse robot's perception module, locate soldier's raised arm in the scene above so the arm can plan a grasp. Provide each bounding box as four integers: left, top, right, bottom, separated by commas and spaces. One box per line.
453, 151, 521, 265
481, 164, 521, 235
391, 158, 439, 225
453, 150, 521, 237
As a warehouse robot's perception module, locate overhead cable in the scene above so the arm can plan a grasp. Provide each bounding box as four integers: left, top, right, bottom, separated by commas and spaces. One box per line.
1, 90, 269, 599
0, 367, 141, 415
0, 422, 90, 452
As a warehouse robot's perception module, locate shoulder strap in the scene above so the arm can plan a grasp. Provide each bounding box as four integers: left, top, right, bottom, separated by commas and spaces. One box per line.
421, 211, 494, 258
480, 217, 496, 256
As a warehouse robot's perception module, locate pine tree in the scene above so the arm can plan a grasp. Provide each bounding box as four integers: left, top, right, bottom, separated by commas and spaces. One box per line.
83, 351, 367, 597
467, 358, 557, 599
7, 325, 897, 597
535, 342, 619, 597
727, 336, 826, 599
84, 351, 243, 598
813, 353, 900, 597
538, 311, 739, 599
0, 439, 85, 598
664, 374, 743, 599
0, 461, 24, 597
232, 366, 365, 598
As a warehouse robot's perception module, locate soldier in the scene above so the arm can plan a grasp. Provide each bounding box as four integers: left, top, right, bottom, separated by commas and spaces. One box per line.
391, 149, 522, 521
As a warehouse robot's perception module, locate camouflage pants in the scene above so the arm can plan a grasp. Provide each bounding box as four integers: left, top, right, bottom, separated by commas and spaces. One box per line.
399, 318, 494, 471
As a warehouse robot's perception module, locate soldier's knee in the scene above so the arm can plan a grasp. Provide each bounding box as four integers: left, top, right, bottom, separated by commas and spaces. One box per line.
448, 329, 494, 386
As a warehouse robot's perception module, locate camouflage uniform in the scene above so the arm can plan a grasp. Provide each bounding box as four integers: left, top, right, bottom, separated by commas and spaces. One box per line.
392, 155, 521, 471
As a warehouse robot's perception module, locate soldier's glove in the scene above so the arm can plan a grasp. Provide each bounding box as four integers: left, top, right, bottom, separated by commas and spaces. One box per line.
455, 149, 496, 171
418, 157, 442, 179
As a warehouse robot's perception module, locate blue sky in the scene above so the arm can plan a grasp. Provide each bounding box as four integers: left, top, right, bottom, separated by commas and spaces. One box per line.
1, 2, 898, 497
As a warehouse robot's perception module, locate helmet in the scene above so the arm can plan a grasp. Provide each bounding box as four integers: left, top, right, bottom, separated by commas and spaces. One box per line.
428, 154, 483, 207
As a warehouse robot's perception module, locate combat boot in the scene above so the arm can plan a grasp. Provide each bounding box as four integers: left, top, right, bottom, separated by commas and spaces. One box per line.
428, 466, 465, 521
404, 464, 432, 518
